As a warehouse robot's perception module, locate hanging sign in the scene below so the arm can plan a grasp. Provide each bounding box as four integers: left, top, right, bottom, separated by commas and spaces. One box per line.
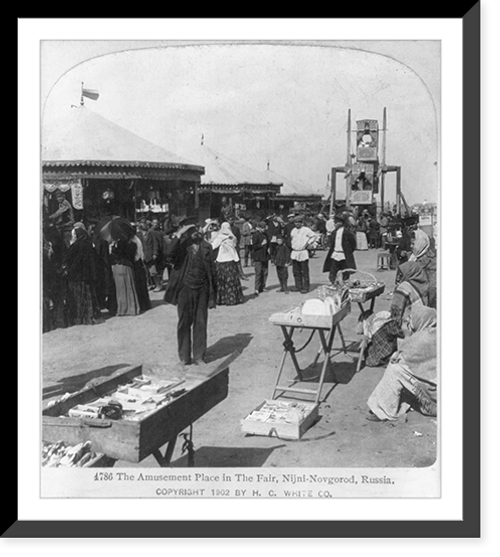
71, 180, 84, 210
350, 190, 373, 205
43, 179, 80, 193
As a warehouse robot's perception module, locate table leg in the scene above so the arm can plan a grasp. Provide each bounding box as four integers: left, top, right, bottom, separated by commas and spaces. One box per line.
336, 324, 348, 354
315, 325, 338, 404
152, 437, 177, 467
283, 327, 303, 380
356, 336, 368, 373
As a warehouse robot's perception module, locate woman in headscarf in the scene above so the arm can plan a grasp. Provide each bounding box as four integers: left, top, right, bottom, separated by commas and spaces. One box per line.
62, 223, 103, 326
391, 261, 429, 327
109, 237, 141, 316
366, 306, 438, 421
210, 222, 244, 305
409, 228, 437, 308
358, 261, 429, 368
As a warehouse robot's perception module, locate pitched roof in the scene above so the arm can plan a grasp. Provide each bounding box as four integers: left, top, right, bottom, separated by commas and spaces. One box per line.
263, 167, 322, 198
42, 106, 203, 172
183, 144, 282, 188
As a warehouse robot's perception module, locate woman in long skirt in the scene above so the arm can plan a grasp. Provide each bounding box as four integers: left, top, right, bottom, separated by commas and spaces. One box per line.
110, 238, 141, 316
63, 224, 103, 326
210, 222, 244, 306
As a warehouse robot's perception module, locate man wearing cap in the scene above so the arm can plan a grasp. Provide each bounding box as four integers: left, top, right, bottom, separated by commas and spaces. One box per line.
240, 215, 254, 267
283, 213, 296, 246
266, 214, 282, 265
323, 214, 357, 284
48, 190, 75, 248
164, 221, 217, 366
252, 221, 270, 296
289, 215, 317, 293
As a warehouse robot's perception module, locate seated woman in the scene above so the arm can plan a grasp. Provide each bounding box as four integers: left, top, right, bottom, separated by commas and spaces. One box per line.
391, 261, 429, 327
359, 261, 429, 368
366, 306, 437, 422
360, 310, 405, 368
409, 228, 437, 309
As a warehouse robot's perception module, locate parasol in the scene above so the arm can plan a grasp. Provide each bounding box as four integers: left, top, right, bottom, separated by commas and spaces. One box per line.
94, 215, 135, 242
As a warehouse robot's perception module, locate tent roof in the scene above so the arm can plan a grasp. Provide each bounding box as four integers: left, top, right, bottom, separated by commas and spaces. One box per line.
182, 144, 282, 188
42, 106, 204, 173
263, 167, 322, 198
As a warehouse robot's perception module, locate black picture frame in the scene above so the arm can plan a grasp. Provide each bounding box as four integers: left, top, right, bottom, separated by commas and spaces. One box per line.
10, 6, 480, 539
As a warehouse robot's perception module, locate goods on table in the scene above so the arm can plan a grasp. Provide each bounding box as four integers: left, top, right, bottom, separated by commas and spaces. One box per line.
66, 375, 186, 422
43, 363, 231, 465
269, 284, 350, 328
342, 270, 385, 303
42, 440, 97, 467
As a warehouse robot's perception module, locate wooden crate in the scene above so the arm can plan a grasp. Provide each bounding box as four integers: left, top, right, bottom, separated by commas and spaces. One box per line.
241, 399, 319, 440
42, 361, 230, 463
269, 301, 350, 330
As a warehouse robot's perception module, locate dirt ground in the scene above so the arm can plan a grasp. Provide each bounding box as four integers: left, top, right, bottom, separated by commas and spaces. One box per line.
42, 247, 437, 469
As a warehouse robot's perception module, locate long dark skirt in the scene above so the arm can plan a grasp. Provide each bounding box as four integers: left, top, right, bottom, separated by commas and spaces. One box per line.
112, 264, 141, 316
216, 261, 244, 305
133, 260, 152, 312
66, 280, 102, 326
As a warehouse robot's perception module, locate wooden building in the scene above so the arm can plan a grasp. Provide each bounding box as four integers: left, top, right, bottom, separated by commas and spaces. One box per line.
263, 165, 323, 216
42, 106, 205, 224
182, 143, 282, 222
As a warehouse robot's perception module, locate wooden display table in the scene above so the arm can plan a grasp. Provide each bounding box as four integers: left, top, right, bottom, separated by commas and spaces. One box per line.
268, 302, 351, 406
42, 353, 238, 467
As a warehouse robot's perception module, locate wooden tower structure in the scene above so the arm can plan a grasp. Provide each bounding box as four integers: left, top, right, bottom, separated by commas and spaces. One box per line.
329, 108, 410, 217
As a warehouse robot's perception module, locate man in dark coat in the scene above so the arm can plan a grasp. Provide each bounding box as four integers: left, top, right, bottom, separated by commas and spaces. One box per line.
164, 222, 217, 366
266, 214, 282, 265
150, 217, 165, 291
323, 214, 357, 283
252, 221, 270, 296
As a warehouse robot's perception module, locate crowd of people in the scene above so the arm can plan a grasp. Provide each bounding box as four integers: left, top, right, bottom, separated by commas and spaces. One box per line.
42, 200, 438, 424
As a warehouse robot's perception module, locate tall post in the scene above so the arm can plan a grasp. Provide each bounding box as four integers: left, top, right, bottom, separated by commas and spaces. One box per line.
346, 109, 352, 209
80, 82, 84, 106
380, 172, 386, 215
396, 166, 401, 216
380, 107, 387, 214
330, 170, 336, 218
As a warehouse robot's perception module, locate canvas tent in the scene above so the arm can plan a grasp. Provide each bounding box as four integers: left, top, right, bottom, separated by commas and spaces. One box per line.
182, 142, 282, 221
42, 106, 205, 223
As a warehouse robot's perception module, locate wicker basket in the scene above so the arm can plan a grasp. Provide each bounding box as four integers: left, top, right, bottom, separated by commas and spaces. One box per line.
343, 269, 385, 303
343, 269, 380, 289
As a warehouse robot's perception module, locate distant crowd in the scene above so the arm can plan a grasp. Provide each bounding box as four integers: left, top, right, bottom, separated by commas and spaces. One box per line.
42, 192, 434, 335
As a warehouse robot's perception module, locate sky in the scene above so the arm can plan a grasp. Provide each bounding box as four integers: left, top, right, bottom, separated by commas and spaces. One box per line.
41, 41, 440, 205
